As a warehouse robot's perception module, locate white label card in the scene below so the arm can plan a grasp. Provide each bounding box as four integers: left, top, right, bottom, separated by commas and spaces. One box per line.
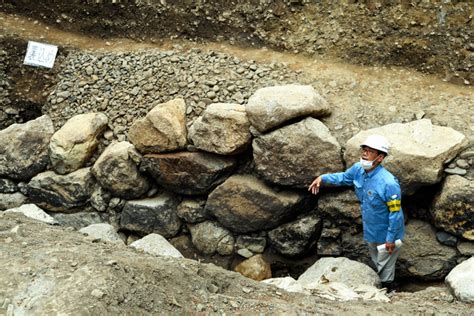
23, 41, 58, 69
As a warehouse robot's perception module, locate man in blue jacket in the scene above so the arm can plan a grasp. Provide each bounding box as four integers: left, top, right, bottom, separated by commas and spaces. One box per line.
308, 135, 405, 290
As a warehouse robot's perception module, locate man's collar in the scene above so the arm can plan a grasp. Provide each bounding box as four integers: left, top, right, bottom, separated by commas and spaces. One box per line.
364, 164, 383, 178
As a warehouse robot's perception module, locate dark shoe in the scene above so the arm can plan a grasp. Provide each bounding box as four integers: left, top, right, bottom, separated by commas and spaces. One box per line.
381, 281, 398, 293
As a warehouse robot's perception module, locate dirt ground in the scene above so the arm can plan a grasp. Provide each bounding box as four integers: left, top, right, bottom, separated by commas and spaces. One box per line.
1, 213, 472, 315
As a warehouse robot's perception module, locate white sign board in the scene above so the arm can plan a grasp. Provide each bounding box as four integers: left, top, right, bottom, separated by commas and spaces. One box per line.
23, 41, 58, 69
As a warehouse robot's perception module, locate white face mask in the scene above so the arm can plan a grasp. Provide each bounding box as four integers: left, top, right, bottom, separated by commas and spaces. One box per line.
360, 158, 375, 170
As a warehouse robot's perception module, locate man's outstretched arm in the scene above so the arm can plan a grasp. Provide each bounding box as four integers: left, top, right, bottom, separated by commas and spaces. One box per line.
308, 164, 358, 195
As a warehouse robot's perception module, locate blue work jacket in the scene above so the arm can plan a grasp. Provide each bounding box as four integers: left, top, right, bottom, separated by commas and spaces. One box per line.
321, 163, 405, 243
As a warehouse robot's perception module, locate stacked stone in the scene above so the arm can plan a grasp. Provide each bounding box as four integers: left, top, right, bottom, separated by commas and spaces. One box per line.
1, 84, 472, 284
43, 49, 306, 142
0, 49, 13, 129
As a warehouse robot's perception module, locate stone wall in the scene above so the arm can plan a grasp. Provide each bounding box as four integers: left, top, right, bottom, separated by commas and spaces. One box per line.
1, 83, 472, 280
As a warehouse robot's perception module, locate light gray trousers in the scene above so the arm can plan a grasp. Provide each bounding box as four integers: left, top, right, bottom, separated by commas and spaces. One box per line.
367, 242, 401, 283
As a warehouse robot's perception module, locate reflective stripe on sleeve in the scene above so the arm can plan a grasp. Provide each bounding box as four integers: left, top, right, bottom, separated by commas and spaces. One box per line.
386, 199, 401, 212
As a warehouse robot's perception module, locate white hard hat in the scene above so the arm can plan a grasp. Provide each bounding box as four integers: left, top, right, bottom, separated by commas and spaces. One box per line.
361, 135, 390, 155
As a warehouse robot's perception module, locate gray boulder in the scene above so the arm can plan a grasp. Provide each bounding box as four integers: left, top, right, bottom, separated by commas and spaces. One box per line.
235, 235, 267, 254
431, 175, 474, 240
50, 212, 105, 230
188, 220, 235, 256
298, 257, 381, 288
344, 119, 468, 194
120, 193, 181, 238
205, 175, 307, 233
128, 98, 187, 154
130, 233, 183, 258
5, 204, 58, 225
0, 115, 54, 180
317, 189, 362, 226
49, 112, 108, 174
445, 257, 474, 303
176, 198, 206, 223
24, 168, 95, 212
268, 213, 322, 257
92, 141, 150, 199
0, 178, 18, 193
141, 151, 236, 195
0, 192, 27, 210
253, 117, 343, 187
189, 103, 251, 155
398, 220, 458, 280
79, 223, 124, 245
246, 84, 330, 133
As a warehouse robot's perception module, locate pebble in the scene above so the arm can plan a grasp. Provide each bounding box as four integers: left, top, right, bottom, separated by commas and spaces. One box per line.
444, 167, 467, 175
242, 287, 252, 293
456, 159, 469, 169
237, 248, 253, 258
91, 289, 105, 298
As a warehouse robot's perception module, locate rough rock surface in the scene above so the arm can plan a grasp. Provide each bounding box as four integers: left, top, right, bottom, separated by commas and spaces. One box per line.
4, 204, 58, 225
130, 233, 183, 258
189, 103, 251, 155
398, 220, 458, 280
445, 257, 474, 303
141, 151, 236, 195
234, 254, 272, 281
188, 221, 234, 256
298, 257, 381, 288
457, 242, 474, 257
79, 223, 124, 245
49, 112, 108, 174
317, 189, 362, 226
268, 213, 322, 257
176, 198, 206, 223
24, 168, 95, 212
0, 178, 18, 193
246, 85, 329, 133
0, 115, 54, 180
431, 175, 474, 241
0, 192, 27, 210
344, 119, 468, 194
120, 193, 181, 238
253, 117, 343, 187
128, 99, 187, 154
92, 141, 150, 199
205, 175, 307, 233
50, 211, 106, 230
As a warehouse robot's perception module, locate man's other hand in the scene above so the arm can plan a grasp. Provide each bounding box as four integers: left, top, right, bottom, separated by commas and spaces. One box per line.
385, 242, 395, 254
308, 176, 322, 195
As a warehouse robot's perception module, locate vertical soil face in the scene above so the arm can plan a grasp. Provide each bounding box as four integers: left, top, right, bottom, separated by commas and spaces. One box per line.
1, 0, 473, 84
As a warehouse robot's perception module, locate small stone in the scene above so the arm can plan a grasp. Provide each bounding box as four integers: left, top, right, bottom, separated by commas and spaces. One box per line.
456, 159, 469, 169
196, 304, 205, 312
5, 237, 13, 243
436, 231, 458, 247
206, 91, 216, 99
459, 151, 474, 159
334, 125, 343, 130
85, 66, 94, 76
207, 283, 219, 293
237, 248, 253, 258
91, 289, 105, 298
70, 262, 78, 267
414, 111, 425, 120
444, 167, 467, 175
242, 287, 252, 293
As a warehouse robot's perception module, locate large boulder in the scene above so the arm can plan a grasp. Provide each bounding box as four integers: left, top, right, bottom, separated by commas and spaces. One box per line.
23, 168, 95, 212
187, 220, 235, 256
188, 103, 251, 155
49, 113, 108, 174
344, 119, 468, 194
431, 175, 474, 240
140, 151, 236, 195
79, 223, 124, 245
317, 189, 362, 226
130, 233, 183, 258
246, 85, 330, 133
0, 115, 54, 180
0, 192, 27, 210
4, 204, 58, 225
92, 141, 150, 199
205, 175, 307, 233
253, 117, 343, 187
120, 193, 182, 238
398, 220, 458, 280
268, 213, 322, 257
234, 254, 272, 281
445, 257, 474, 303
298, 257, 381, 288
128, 98, 187, 154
